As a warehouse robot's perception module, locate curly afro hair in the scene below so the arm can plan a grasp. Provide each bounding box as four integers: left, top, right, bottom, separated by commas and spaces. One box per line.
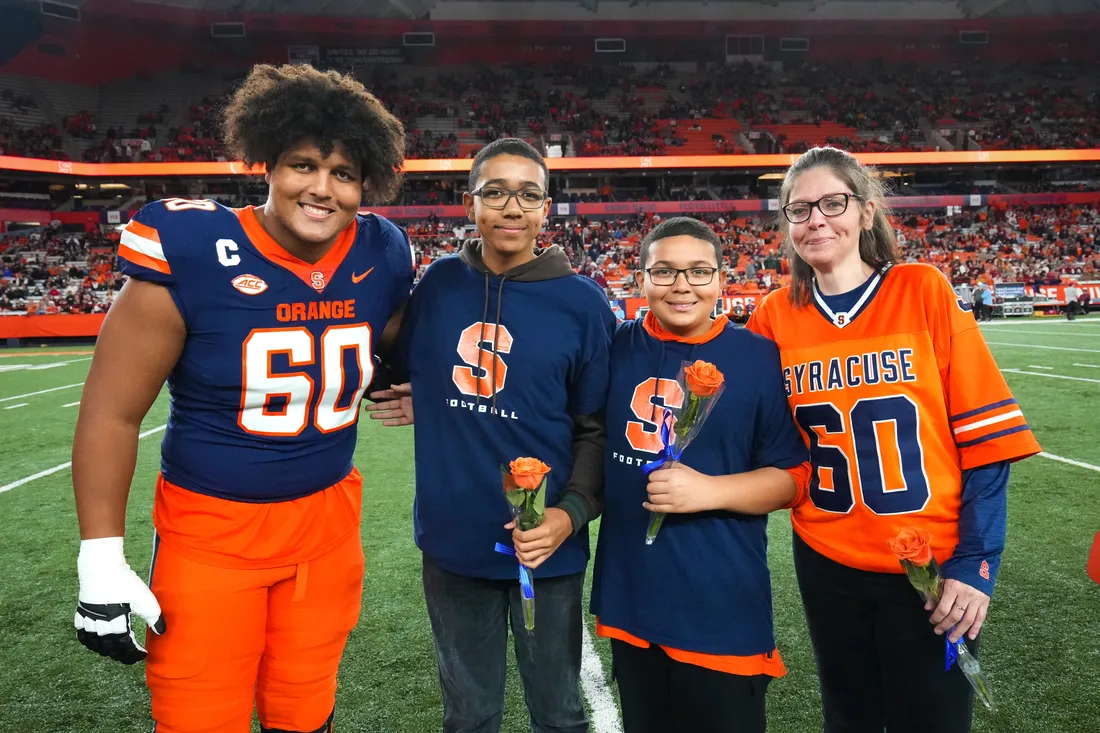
222, 63, 405, 204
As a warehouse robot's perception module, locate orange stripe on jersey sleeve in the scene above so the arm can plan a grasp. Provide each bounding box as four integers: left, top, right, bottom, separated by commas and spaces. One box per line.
124, 218, 161, 244
118, 242, 172, 275
595, 620, 787, 678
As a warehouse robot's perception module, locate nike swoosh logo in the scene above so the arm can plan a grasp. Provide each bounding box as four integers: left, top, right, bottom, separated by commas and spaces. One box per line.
351, 267, 374, 284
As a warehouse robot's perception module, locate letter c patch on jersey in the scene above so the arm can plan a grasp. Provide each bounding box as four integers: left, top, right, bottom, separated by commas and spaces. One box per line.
625, 377, 684, 454
452, 322, 514, 398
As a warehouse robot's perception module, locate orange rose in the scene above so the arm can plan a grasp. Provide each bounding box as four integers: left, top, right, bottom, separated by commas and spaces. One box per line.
887, 526, 934, 566
684, 360, 725, 398
509, 457, 551, 491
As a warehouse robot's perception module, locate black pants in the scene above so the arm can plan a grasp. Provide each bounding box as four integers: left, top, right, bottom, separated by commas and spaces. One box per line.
1065, 301, 1079, 320
794, 534, 977, 733
421, 554, 588, 733
611, 639, 770, 733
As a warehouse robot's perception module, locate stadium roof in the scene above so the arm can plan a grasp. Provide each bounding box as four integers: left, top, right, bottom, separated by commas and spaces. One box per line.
12, 0, 1096, 20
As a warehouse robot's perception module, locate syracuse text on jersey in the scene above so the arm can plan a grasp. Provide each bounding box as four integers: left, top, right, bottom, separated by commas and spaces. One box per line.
784, 348, 918, 397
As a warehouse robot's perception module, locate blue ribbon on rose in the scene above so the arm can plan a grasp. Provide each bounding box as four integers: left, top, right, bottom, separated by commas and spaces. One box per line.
642, 409, 682, 475
494, 542, 534, 601
945, 628, 960, 671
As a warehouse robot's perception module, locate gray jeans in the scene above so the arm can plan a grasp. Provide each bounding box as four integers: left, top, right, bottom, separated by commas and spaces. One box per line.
421, 553, 589, 733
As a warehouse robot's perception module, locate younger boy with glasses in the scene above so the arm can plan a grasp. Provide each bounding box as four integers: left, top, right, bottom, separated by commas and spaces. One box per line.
590, 216, 811, 733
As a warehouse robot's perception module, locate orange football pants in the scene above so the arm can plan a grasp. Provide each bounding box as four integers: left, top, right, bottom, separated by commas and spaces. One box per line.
145, 474, 365, 733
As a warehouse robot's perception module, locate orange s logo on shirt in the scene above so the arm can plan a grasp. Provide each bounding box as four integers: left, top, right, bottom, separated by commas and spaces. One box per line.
625, 377, 684, 454
452, 322, 514, 398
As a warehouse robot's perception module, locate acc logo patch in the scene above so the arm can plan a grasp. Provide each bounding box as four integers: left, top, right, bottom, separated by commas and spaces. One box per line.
231, 274, 268, 296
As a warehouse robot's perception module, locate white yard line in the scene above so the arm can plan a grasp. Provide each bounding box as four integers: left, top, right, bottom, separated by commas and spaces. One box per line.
27, 357, 93, 371
981, 319, 1100, 327
0, 357, 93, 373
3, 403, 28, 410
984, 330, 1100, 337
581, 624, 623, 733
1027, 365, 1054, 370
1001, 369, 1100, 384
0, 382, 84, 403
1073, 363, 1100, 369
986, 342, 1100, 353
1039, 452, 1100, 473
0, 424, 166, 494
0, 462, 73, 493
62, 401, 81, 408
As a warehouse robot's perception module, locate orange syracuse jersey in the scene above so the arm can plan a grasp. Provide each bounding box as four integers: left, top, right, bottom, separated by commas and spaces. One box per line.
748, 263, 1040, 573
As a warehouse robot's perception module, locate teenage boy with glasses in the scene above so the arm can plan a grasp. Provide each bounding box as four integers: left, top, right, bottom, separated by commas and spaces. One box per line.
368, 138, 614, 733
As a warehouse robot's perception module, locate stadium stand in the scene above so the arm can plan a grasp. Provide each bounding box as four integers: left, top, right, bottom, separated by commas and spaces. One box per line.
2, 60, 1098, 163
4, 203, 1095, 315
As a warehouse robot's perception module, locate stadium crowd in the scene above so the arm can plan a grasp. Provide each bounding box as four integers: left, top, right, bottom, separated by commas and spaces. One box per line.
0, 228, 122, 314
2, 202, 1096, 314
24, 199, 1097, 314
2, 60, 1098, 164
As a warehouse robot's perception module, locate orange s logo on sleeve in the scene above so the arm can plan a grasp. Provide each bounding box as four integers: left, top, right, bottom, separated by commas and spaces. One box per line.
452, 322, 514, 398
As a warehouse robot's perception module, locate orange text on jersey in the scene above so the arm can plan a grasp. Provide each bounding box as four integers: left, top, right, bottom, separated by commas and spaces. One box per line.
276, 300, 357, 323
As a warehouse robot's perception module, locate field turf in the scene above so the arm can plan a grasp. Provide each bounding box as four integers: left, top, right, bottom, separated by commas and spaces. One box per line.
1, 316, 1098, 732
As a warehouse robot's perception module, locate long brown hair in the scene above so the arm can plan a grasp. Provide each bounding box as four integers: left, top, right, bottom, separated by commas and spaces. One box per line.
778, 147, 898, 306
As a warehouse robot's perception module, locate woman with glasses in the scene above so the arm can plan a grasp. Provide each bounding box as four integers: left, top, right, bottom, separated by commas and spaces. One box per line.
747, 147, 1039, 733
591, 216, 811, 733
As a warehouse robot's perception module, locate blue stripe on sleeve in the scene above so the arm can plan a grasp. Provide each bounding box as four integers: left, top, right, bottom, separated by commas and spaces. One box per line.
950, 398, 1018, 424
956, 423, 1030, 449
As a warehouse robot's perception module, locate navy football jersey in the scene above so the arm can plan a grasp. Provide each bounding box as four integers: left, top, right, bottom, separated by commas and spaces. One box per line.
117, 198, 414, 501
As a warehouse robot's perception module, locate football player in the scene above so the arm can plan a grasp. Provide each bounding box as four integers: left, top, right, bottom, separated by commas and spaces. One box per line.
748, 146, 1040, 733
72, 63, 413, 733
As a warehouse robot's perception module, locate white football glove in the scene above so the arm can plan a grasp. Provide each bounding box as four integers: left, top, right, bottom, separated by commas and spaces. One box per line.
74, 537, 165, 665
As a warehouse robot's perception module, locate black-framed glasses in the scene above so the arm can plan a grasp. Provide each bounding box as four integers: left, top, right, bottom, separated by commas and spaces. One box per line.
643, 266, 719, 286
471, 186, 548, 210
782, 192, 863, 224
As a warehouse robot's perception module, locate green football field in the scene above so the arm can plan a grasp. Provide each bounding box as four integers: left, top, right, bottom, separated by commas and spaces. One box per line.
1, 317, 1098, 733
